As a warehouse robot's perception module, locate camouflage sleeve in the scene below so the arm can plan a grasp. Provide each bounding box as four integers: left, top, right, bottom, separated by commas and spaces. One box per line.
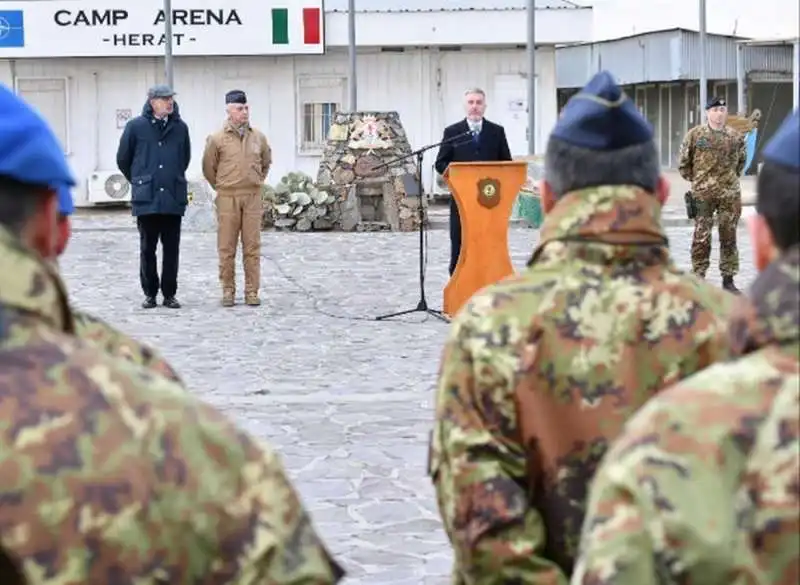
71, 309, 184, 385
62, 343, 345, 584
223, 431, 346, 583
677, 128, 695, 182
572, 367, 794, 585
735, 132, 747, 177
429, 304, 568, 584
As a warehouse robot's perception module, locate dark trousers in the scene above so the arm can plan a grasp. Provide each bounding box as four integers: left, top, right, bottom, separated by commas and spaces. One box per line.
137, 214, 182, 298
448, 198, 461, 275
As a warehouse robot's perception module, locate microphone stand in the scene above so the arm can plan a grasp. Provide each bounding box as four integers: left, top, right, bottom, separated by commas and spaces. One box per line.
373, 130, 474, 322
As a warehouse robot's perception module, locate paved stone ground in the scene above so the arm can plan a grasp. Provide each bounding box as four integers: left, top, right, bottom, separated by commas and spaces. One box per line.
60, 212, 756, 584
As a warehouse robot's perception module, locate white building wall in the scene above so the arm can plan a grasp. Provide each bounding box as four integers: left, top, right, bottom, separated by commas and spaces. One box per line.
2, 46, 557, 206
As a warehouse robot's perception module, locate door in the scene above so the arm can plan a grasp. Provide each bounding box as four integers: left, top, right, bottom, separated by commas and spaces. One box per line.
660, 85, 672, 167
635, 86, 647, 117
712, 82, 728, 105
492, 73, 539, 156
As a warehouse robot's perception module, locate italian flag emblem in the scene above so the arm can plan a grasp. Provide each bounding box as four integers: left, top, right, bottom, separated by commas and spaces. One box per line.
271, 6, 322, 45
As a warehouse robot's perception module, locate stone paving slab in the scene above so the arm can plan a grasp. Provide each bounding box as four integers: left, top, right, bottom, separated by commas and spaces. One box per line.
59, 221, 755, 584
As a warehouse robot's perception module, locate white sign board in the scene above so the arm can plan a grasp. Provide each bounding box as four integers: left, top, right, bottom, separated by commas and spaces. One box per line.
0, 0, 325, 58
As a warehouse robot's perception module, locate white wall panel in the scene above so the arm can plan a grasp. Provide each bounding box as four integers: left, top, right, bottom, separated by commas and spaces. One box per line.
2, 46, 558, 206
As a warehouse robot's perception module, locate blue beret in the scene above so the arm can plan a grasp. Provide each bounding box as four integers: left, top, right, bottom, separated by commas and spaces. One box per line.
551, 70, 654, 150
761, 109, 799, 171
0, 83, 75, 190
57, 185, 74, 216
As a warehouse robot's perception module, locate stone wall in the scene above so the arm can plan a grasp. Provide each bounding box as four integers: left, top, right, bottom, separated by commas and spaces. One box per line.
316, 111, 426, 232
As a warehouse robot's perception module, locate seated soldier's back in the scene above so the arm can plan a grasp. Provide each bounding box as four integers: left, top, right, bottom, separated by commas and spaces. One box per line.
462, 217, 736, 573
0, 326, 341, 583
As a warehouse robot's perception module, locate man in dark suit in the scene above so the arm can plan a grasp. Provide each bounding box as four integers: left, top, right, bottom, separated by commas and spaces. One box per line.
435, 88, 513, 275
117, 84, 191, 310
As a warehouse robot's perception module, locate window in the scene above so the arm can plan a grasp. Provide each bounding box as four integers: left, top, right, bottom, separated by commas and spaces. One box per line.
15, 77, 70, 153
296, 75, 346, 154
302, 102, 339, 152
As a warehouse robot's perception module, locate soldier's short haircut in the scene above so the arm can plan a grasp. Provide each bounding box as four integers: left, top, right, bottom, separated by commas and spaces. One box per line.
0, 176, 50, 236
756, 161, 800, 251
544, 137, 661, 199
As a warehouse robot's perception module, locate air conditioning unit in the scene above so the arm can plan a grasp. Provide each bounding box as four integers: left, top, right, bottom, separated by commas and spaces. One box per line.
431, 165, 451, 201
87, 171, 131, 204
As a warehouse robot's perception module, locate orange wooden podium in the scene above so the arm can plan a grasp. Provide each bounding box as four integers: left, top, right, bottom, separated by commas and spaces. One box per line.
443, 161, 528, 317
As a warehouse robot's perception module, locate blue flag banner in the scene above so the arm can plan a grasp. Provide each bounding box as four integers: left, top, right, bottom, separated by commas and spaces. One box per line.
0, 10, 25, 48
743, 128, 758, 175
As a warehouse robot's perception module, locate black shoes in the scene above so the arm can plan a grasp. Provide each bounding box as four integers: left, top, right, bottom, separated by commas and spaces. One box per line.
163, 297, 181, 309
142, 296, 181, 308
722, 277, 740, 294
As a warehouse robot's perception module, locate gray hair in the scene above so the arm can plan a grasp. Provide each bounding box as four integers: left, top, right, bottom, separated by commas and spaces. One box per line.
463, 87, 486, 98
0, 177, 49, 235
544, 137, 661, 199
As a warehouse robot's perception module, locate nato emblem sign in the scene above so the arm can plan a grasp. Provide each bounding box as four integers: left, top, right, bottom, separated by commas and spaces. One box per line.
0, 10, 25, 47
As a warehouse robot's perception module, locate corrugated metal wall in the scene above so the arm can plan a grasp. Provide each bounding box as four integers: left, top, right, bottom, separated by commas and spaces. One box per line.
556, 28, 795, 88
677, 30, 738, 79
557, 30, 682, 87
743, 45, 795, 74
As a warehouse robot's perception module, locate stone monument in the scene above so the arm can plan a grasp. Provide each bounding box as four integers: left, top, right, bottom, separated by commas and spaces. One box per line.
316, 111, 425, 232
182, 179, 218, 232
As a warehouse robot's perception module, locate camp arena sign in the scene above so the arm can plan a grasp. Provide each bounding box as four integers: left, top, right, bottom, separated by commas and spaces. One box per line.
53, 8, 244, 49
0, 0, 325, 58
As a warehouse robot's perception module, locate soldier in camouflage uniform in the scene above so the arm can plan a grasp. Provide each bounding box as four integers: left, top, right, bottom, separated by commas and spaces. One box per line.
572, 108, 800, 585
428, 71, 738, 584
0, 83, 344, 584
678, 96, 747, 293
54, 185, 184, 384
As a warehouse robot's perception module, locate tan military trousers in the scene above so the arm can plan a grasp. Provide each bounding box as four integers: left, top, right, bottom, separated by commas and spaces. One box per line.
216, 192, 262, 295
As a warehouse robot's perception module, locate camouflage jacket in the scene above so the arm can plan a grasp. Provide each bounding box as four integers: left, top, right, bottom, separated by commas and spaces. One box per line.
429, 186, 737, 585
678, 124, 747, 196
71, 308, 184, 385
0, 226, 344, 584
572, 244, 800, 585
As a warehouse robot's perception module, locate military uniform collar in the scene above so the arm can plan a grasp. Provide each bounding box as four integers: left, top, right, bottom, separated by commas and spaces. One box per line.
0, 226, 74, 334
224, 120, 250, 134
728, 244, 800, 354
528, 185, 670, 267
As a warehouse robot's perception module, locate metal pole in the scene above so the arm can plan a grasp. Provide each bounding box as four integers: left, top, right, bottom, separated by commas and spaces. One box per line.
164, 0, 174, 88
698, 0, 707, 123
793, 39, 799, 109
527, 0, 536, 154
735, 43, 745, 114
348, 0, 357, 111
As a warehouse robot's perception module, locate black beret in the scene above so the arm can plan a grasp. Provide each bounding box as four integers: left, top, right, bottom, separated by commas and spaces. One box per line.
225, 90, 247, 105
706, 96, 726, 109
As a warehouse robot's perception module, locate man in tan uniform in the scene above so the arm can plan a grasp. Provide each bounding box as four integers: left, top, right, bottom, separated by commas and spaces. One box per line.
202, 89, 271, 307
